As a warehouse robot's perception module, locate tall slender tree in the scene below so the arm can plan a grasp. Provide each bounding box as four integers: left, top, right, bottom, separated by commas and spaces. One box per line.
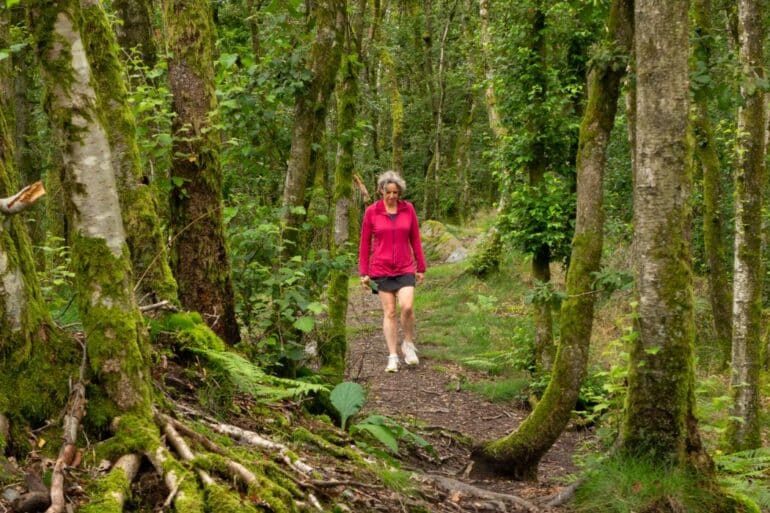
622, 0, 708, 470
281, 0, 346, 252
692, 0, 732, 368
164, 0, 240, 343
111, 0, 157, 67
478, 0, 633, 479
726, 0, 764, 451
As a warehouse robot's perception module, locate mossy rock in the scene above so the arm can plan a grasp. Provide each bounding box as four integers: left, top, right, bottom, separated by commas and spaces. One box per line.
421, 220, 468, 263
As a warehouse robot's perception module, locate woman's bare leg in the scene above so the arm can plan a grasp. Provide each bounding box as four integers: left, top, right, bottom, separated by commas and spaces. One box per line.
397, 286, 415, 342
379, 291, 399, 355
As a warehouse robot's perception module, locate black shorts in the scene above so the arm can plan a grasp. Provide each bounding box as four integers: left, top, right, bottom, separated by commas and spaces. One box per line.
372, 273, 416, 293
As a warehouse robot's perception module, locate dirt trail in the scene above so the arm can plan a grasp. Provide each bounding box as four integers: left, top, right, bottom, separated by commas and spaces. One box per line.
345, 284, 588, 511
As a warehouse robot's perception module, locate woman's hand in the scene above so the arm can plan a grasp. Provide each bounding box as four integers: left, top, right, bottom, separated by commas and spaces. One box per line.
360, 275, 370, 289
416, 272, 425, 285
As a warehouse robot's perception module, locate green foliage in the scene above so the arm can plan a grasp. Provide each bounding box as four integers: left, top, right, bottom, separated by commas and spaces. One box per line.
501, 172, 575, 262
226, 202, 352, 369
329, 382, 365, 430
715, 448, 770, 511
350, 415, 436, 458
573, 455, 729, 513
35, 234, 78, 324
590, 267, 633, 297
525, 279, 568, 310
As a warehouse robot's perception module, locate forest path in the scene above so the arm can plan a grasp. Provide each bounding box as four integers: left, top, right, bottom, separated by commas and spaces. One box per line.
345, 279, 588, 511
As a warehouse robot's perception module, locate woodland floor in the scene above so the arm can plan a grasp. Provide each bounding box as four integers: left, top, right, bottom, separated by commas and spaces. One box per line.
345, 280, 590, 512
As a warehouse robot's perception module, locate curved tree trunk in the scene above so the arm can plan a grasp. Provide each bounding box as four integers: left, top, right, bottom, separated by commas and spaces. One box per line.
479, 0, 632, 480
164, 0, 240, 343
30, 1, 152, 415
692, 0, 733, 369
622, 0, 711, 473
80, 0, 179, 306
727, 0, 764, 452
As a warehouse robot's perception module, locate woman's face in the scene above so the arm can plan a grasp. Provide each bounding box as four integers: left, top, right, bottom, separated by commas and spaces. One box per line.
383, 183, 400, 207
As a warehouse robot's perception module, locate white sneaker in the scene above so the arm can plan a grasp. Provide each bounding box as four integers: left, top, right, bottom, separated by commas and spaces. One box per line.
402, 341, 419, 365
385, 355, 399, 373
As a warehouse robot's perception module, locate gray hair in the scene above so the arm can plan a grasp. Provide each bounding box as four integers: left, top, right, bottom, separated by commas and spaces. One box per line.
376, 170, 406, 195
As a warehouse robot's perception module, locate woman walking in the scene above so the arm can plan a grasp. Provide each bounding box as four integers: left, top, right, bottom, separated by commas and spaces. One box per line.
359, 171, 426, 372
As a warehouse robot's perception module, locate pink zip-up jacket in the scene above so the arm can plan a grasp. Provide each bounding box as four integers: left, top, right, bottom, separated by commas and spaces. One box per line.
359, 199, 427, 278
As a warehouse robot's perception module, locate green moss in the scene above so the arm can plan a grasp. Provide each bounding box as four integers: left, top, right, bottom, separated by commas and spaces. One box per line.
80, 466, 132, 513
95, 414, 159, 461
205, 482, 259, 513
291, 427, 362, 462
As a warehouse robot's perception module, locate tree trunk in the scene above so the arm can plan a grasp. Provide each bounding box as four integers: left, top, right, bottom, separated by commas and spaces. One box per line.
726, 0, 764, 452
112, 0, 157, 67
622, 0, 709, 471
80, 0, 179, 306
381, 48, 404, 174
692, 0, 733, 368
0, 14, 78, 434
479, 0, 632, 480
30, 0, 152, 414
325, 36, 360, 381
478, 0, 505, 141
281, 0, 345, 252
246, 0, 264, 59
164, 0, 240, 343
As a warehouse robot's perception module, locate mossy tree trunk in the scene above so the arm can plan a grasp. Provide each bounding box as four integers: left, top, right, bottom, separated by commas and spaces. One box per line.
0, 15, 78, 439
111, 0, 157, 68
164, 0, 240, 343
281, 0, 345, 253
325, 24, 360, 381
622, 0, 712, 472
479, 0, 632, 480
726, 0, 764, 452
29, 0, 152, 416
80, 0, 179, 306
381, 48, 404, 174
692, 0, 733, 369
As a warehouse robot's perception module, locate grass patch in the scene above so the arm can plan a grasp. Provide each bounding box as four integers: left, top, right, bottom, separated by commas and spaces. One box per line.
462, 376, 530, 403
573, 455, 731, 513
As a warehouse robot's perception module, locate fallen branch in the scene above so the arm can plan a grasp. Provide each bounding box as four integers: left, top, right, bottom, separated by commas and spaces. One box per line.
353, 174, 371, 203
139, 300, 178, 313
420, 474, 541, 512
0, 181, 46, 214
543, 479, 582, 508
46, 341, 88, 513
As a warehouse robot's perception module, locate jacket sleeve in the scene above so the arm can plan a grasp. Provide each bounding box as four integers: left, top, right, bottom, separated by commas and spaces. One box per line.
359, 207, 373, 276
409, 203, 427, 273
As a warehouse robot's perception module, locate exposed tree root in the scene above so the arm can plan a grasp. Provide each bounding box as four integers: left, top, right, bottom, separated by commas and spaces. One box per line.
420, 473, 541, 512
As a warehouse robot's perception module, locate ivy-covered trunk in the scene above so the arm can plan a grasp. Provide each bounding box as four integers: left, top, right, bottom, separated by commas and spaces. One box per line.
80, 0, 178, 306
622, 0, 707, 469
164, 0, 240, 343
281, 0, 345, 252
726, 0, 764, 452
111, 0, 157, 67
29, 0, 151, 415
692, 0, 733, 369
479, 0, 632, 479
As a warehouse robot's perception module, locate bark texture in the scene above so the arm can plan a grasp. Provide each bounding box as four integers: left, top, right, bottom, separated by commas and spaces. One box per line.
30, 1, 151, 414
164, 0, 240, 343
622, 0, 708, 469
727, 0, 764, 452
80, 0, 178, 306
692, 0, 733, 368
480, 0, 632, 479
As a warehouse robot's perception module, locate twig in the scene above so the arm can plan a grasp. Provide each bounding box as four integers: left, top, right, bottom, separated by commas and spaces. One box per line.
140, 300, 178, 312
45, 340, 88, 513
420, 474, 541, 512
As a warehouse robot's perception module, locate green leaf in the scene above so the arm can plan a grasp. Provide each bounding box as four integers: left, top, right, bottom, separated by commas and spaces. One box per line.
6, 0, 20, 7
306, 301, 324, 314
292, 316, 314, 333
352, 423, 399, 453
644, 346, 661, 355
330, 382, 365, 430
